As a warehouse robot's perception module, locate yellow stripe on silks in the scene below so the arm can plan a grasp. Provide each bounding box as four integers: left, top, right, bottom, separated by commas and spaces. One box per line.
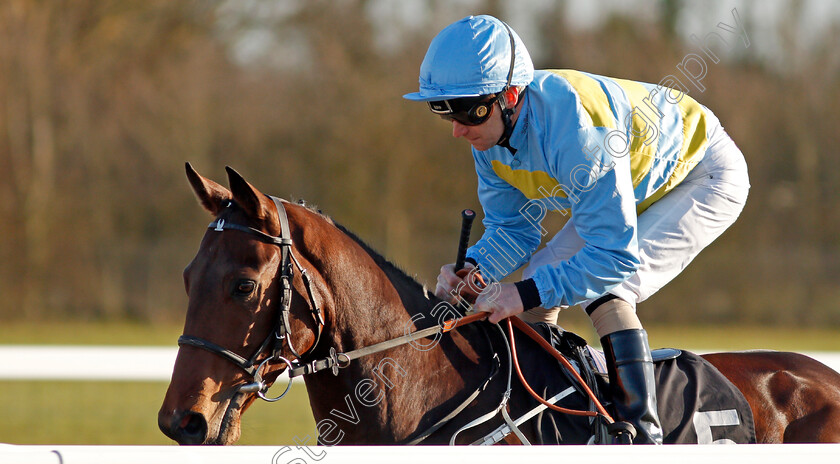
550, 70, 616, 129
611, 78, 661, 188
635, 95, 708, 215
491, 160, 567, 200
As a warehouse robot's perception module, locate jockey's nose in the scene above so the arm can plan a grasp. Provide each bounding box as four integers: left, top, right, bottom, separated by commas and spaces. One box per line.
452, 120, 469, 138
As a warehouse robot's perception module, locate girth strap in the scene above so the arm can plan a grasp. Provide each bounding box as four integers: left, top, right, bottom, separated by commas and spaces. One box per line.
404, 352, 500, 445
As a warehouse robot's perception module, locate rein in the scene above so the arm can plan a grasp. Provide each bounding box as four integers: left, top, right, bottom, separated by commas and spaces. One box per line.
288, 311, 489, 377
507, 317, 613, 420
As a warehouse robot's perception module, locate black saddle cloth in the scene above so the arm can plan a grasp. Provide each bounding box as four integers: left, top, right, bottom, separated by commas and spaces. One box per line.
514, 323, 756, 444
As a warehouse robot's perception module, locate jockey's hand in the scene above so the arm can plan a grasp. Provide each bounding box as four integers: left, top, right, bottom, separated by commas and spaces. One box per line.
474, 283, 524, 324
435, 262, 477, 305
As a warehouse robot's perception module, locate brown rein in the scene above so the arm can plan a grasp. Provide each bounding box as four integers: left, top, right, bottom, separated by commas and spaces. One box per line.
507, 317, 613, 421
446, 311, 614, 423
288, 307, 614, 424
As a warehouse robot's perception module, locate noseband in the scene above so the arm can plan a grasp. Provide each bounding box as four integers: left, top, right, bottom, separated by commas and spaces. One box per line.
177, 196, 324, 401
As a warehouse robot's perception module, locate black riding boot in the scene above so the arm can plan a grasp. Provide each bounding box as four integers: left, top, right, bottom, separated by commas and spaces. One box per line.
601, 329, 664, 444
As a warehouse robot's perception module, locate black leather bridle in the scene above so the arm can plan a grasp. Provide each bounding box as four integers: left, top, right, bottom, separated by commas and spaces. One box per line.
177, 196, 324, 401
175, 196, 511, 443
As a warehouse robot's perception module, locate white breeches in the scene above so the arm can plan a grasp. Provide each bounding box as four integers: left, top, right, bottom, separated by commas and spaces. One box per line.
520, 128, 750, 325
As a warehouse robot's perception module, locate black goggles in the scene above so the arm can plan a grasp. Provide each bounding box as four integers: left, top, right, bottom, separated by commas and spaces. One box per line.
428, 95, 498, 126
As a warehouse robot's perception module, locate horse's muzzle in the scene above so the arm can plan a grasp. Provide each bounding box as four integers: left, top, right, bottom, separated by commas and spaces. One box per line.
159, 409, 209, 445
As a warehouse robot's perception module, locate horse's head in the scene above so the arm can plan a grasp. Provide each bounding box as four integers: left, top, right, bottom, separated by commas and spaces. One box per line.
159, 164, 330, 445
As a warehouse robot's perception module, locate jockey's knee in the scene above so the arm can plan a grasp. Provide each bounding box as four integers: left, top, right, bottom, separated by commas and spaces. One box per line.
586, 295, 642, 338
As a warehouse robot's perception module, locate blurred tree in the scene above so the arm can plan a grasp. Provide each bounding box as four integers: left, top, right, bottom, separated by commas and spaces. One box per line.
0, 0, 228, 319
0, 0, 838, 327
659, 0, 683, 39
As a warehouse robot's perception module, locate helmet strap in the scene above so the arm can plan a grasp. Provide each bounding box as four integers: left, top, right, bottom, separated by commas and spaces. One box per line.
496, 90, 517, 150
495, 21, 519, 152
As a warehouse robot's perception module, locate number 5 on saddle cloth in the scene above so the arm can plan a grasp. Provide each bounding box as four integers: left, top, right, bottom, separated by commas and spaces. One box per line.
517, 323, 756, 445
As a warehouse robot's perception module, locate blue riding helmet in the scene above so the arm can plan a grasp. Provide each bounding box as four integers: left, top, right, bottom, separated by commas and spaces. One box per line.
403, 15, 534, 102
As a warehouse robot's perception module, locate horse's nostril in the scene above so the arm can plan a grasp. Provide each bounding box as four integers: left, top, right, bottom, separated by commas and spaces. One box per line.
177, 411, 208, 445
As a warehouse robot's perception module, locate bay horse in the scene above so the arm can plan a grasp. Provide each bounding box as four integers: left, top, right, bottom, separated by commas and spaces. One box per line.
159, 164, 840, 445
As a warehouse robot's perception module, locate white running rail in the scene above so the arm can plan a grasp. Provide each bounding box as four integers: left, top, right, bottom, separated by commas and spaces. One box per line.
2, 444, 840, 464
0, 345, 296, 382
1, 346, 838, 381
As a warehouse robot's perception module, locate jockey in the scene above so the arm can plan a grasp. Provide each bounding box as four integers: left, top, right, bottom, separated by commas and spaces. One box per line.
404, 15, 749, 444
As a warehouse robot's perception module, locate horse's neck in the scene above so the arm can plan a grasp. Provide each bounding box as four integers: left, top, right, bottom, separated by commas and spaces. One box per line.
302, 229, 485, 443
316, 224, 438, 346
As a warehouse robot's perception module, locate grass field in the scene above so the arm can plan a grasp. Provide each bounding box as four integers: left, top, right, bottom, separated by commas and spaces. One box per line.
0, 321, 320, 445
0, 380, 316, 445
2, 320, 839, 445
647, 324, 840, 351
0, 321, 184, 346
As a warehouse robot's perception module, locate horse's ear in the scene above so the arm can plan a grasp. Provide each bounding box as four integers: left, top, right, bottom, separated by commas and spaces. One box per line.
186, 162, 232, 216
226, 166, 269, 220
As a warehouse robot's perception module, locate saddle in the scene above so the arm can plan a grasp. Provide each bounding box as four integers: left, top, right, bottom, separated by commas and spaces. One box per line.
517, 322, 757, 444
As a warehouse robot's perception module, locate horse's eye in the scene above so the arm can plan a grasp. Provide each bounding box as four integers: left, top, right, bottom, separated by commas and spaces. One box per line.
234, 279, 257, 296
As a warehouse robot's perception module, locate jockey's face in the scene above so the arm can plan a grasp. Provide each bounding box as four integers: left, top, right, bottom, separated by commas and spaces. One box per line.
450, 101, 505, 151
